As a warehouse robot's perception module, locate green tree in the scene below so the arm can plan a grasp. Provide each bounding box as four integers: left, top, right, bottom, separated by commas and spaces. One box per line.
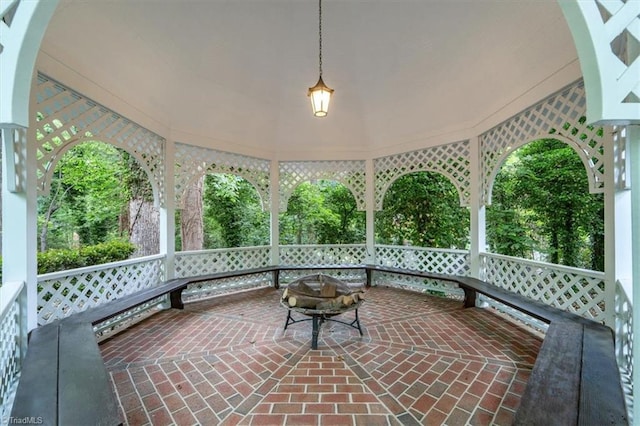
202, 174, 269, 248
486, 156, 537, 258
375, 172, 469, 248
488, 138, 604, 270
279, 180, 364, 245
38, 141, 129, 250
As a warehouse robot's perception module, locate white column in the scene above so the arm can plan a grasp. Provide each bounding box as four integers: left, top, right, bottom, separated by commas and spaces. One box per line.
161, 140, 176, 280
469, 136, 486, 280
2, 127, 38, 330
604, 128, 629, 330
365, 158, 375, 265
628, 125, 640, 425
270, 160, 280, 265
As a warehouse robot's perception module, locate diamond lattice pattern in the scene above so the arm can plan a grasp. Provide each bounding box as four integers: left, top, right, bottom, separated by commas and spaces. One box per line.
374, 140, 471, 209
0, 300, 20, 414
279, 161, 366, 212
480, 81, 605, 204
37, 258, 164, 325
33, 73, 166, 205
174, 143, 271, 210
175, 247, 271, 278
482, 254, 606, 322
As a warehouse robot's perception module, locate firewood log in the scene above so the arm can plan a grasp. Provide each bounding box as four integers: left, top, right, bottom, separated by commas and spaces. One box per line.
320, 282, 337, 297
287, 294, 324, 309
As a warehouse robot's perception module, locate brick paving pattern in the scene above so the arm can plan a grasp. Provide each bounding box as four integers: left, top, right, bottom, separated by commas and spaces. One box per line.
101, 286, 542, 425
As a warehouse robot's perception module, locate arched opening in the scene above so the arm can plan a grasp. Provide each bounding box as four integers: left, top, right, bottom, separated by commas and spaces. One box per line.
175, 173, 269, 251
279, 180, 365, 245
376, 171, 469, 249
36, 140, 158, 272
487, 138, 604, 271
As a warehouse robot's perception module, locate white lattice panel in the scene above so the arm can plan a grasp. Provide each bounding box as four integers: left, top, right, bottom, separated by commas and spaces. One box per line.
279, 245, 368, 266
371, 270, 464, 300
183, 273, 273, 301
615, 280, 633, 383
32, 73, 166, 205
174, 247, 271, 278
1, 127, 27, 193
37, 257, 164, 325
0, 295, 21, 416
480, 81, 606, 204
614, 126, 629, 190
375, 245, 470, 275
278, 268, 367, 286
174, 143, 271, 210
374, 141, 471, 209
279, 161, 366, 212
482, 253, 606, 322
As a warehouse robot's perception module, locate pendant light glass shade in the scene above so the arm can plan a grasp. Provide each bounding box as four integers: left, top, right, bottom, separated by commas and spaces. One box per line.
308, 0, 333, 117
308, 76, 334, 117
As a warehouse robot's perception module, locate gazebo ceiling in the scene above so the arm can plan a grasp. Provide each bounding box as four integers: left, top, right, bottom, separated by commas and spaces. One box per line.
38, 0, 580, 160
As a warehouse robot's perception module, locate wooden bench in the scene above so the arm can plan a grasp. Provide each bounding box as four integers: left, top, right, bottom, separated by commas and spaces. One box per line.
366, 265, 629, 425
10, 267, 277, 426
10, 264, 628, 425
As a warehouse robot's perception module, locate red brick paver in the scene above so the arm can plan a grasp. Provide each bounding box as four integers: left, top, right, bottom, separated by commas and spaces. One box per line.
101, 286, 542, 425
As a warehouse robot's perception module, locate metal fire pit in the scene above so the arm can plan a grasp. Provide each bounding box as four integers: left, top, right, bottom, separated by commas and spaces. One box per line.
280, 274, 364, 349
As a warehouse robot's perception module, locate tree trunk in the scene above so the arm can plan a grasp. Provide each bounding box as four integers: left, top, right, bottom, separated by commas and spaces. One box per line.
181, 175, 204, 251
129, 198, 159, 256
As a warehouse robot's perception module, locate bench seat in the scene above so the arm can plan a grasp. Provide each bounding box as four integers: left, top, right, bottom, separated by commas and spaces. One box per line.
10, 264, 628, 425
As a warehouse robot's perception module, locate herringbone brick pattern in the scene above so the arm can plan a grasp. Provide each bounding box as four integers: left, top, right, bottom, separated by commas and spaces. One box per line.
101, 286, 542, 425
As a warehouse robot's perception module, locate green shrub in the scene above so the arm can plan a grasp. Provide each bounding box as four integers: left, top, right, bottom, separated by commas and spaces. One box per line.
37, 240, 137, 274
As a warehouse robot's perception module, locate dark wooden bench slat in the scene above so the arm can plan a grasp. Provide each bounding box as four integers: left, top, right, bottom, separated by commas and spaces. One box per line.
579, 325, 628, 426
10, 323, 59, 426
57, 321, 122, 426
514, 320, 583, 426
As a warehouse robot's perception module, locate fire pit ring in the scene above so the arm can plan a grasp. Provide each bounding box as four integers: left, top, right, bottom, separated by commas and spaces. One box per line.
280, 274, 365, 349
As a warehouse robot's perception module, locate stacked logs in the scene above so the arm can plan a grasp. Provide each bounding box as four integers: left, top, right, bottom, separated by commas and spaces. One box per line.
281, 274, 365, 310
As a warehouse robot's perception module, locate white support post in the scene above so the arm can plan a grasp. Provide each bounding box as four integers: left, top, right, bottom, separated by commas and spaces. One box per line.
270, 160, 280, 266
161, 140, 176, 281
469, 136, 486, 281
628, 124, 640, 425
1, 127, 38, 330
605, 128, 629, 330
365, 159, 375, 265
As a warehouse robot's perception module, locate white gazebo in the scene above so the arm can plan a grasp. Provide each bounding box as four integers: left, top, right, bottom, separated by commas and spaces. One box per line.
1, 0, 638, 422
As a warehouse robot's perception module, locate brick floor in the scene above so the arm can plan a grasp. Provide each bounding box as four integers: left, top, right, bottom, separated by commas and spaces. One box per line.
101, 286, 542, 425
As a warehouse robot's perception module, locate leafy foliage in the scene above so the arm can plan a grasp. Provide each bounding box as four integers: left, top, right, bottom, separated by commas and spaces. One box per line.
201, 174, 270, 248
38, 141, 131, 250
36, 240, 136, 274
487, 138, 604, 270
279, 181, 365, 245
375, 172, 469, 248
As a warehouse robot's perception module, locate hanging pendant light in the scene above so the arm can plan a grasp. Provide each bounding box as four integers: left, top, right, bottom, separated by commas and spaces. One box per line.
308, 0, 334, 117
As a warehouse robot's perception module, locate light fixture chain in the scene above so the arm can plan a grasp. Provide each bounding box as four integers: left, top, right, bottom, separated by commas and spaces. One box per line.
318, 0, 323, 77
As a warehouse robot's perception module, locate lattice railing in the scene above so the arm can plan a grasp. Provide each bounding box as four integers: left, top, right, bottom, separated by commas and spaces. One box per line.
174, 246, 271, 277
37, 255, 164, 325
615, 279, 633, 418
374, 140, 471, 209
481, 252, 606, 323
372, 245, 469, 296
33, 73, 166, 205
175, 246, 273, 300
0, 282, 26, 420
279, 161, 367, 211
375, 245, 470, 275
174, 143, 271, 210
279, 244, 368, 266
